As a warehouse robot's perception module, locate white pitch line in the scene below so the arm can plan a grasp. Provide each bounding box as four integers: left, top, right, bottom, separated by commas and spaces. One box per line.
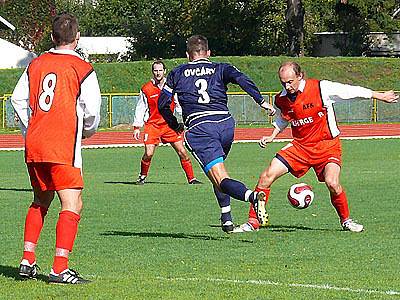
156, 276, 400, 296
1, 135, 399, 151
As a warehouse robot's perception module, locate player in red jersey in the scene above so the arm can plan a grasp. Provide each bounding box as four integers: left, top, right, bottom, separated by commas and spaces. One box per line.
235, 61, 398, 233
11, 13, 101, 284
133, 60, 201, 185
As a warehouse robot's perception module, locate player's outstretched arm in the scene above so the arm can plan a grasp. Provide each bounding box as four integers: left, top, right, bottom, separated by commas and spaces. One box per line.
259, 109, 288, 148
11, 69, 30, 137
81, 73, 101, 139
260, 101, 276, 116
158, 90, 181, 132
372, 91, 399, 103
259, 127, 281, 148
133, 127, 141, 140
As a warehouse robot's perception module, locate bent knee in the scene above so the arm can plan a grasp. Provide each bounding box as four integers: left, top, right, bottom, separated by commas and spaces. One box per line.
258, 171, 275, 187
177, 150, 189, 160
143, 153, 153, 161
325, 178, 341, 193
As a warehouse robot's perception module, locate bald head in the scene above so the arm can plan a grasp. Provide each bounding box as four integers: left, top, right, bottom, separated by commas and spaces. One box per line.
279, 62, 302, 76
278, 61, 304, 94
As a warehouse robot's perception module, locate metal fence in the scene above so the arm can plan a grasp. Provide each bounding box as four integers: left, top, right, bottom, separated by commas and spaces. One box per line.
1, 92, 399, 128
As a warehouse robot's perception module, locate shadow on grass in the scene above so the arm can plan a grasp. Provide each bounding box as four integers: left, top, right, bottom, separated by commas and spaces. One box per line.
267, 224, 332, 232
100, 230, 253, 243
104, 181, 179, 185
209, 225, 332, 235
0, 265, 48, 282
0, 187, 31, 192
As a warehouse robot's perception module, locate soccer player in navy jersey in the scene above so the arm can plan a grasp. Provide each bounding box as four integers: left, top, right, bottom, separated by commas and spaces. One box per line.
158, 35, 275, 233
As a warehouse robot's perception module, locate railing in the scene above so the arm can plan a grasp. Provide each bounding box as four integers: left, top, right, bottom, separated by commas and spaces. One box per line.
1, 92, 399, 128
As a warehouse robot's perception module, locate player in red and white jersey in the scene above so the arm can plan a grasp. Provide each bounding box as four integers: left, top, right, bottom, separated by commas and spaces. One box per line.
133, 60, 201, 185
235, 61, 398, 233
11, 13, 101, 284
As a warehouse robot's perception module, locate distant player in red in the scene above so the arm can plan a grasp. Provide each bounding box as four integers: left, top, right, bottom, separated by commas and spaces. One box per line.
11, 13, 102, 284
133, 60, 201, 185
235, 61, 398, 233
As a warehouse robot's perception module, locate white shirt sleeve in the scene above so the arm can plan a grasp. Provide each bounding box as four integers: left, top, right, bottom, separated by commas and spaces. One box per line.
80, 71, 102, 139
320, 80, 373, 105
132, 90, 148, 127
11, 68, 30, 138
173, 94, 182, 115
272, 108, 289, 132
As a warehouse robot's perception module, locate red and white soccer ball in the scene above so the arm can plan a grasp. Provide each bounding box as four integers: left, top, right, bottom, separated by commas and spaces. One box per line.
287, 183, 314, 209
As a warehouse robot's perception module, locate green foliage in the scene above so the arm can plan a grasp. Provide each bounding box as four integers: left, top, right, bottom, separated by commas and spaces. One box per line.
0, 0, 55, 53
2, 0, 400, 58
127, 0, 188, 60
3, 56, 400, 95
0, 140, 399, 298
303, 0, 400, 56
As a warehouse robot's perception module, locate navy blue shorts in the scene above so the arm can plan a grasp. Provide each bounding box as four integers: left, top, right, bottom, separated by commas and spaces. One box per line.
184, 117, 235, 173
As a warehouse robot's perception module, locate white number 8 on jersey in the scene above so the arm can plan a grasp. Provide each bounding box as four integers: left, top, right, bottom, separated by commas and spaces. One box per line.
39, 73, 57, 112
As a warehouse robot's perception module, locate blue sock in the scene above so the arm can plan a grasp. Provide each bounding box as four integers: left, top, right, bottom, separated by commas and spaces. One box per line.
213, 185, 232, 223
220, 178, 256, 203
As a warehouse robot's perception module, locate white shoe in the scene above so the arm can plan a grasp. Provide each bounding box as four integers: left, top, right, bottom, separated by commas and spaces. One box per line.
136, 175, 146, 185
232, 222, 259, 233
342, 219, 364, 232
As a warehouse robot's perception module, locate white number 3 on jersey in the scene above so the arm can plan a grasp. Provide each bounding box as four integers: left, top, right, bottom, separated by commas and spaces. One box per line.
195, 79, 210, 103
39, 73, 57, 112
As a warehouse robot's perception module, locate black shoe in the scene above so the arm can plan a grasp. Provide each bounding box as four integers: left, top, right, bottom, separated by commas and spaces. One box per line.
189, 178, 202, 184
48, 268, 90, 284
19, 259, 39, 279
221, 220, 235, 233
136, 175, 146, 185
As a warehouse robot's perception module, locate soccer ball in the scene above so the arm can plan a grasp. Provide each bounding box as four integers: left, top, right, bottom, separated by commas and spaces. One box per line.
287, 183, 314, 209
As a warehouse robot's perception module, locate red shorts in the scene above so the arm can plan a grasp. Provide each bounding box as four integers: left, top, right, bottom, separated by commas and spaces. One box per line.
143, 123, 182, 145
276, 137, 342, 182
27, 163, 83, 191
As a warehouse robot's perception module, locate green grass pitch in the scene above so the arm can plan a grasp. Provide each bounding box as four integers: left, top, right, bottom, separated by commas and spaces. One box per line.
0, 140, 399, 299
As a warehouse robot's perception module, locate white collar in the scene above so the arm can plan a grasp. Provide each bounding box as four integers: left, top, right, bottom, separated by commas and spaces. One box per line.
189, 58, 212, 64
48, 48, 83, 59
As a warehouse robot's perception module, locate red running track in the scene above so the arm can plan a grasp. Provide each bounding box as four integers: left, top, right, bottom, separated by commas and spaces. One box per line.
1, 124, 399, 150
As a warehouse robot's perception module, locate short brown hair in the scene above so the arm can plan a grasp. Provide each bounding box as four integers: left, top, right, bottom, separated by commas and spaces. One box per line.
186, 35, 208, 56
152, 60, 165, 71
52, 13, 78, 46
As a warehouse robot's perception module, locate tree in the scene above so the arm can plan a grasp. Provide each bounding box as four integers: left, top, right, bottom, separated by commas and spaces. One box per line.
127, 0, 188, 60
0, 0, 56, 53
303, 0, 400, 56
286, 0, 305, 56
190, 0, 287, 57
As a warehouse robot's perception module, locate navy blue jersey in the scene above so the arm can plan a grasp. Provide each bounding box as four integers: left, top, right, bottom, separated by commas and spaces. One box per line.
158, 58, 265, 129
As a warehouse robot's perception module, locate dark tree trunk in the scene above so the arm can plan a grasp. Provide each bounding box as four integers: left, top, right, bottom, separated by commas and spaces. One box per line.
286, 0, 305, 56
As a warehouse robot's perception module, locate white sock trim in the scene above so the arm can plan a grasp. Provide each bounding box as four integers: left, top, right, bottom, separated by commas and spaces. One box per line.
244, 190, 253, 202
55, 247, 70, 258
221, 205, 231, 213
24, 241, 36, 252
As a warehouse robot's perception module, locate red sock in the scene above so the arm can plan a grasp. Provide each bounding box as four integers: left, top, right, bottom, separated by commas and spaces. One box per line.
248, 187, 271, 221
180, 159, 195, 182
140, 158, 151, 176
22, 203, 48, 264
52, 210, 81, 274
330, 190, 350, 223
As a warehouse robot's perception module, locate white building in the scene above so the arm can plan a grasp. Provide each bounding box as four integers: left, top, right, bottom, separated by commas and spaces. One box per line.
77, 36, 130, 59
0, 15, 36, 69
